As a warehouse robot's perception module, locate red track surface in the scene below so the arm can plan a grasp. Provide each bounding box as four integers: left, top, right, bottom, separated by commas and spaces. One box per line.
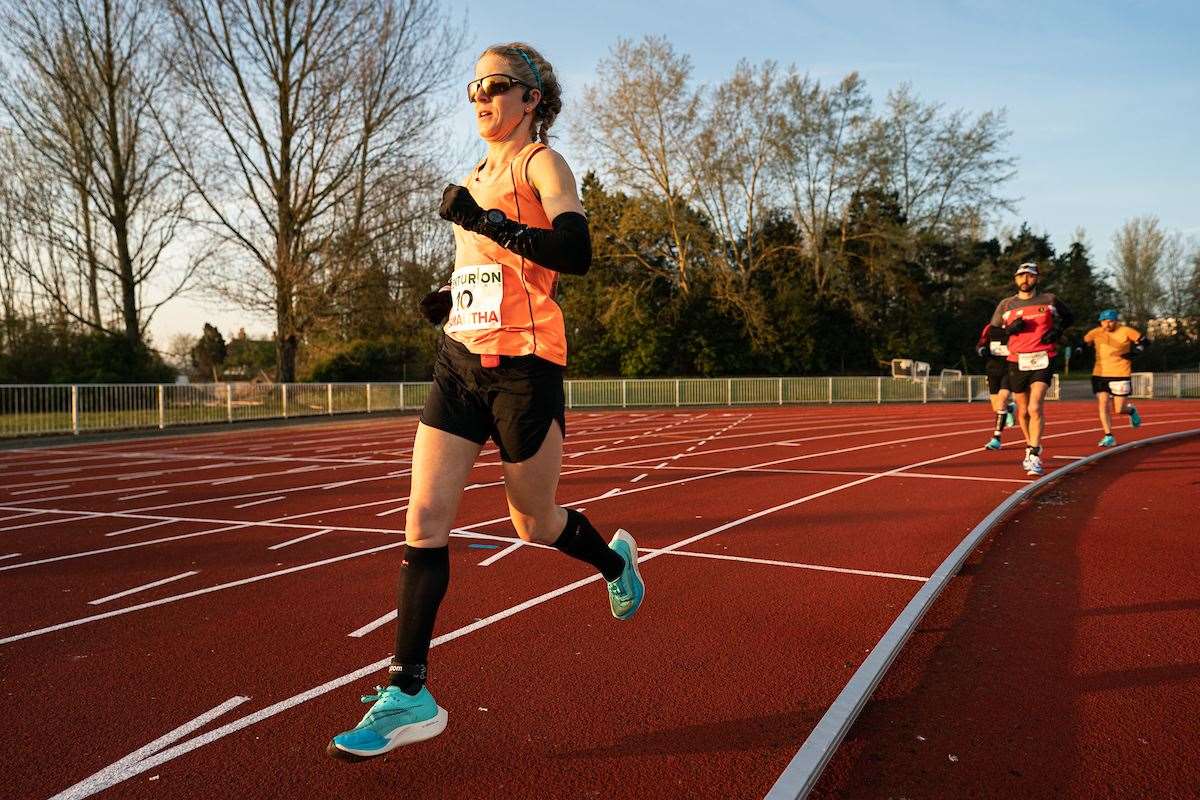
812, 434, 1200, 800
0, 401, 1196, 799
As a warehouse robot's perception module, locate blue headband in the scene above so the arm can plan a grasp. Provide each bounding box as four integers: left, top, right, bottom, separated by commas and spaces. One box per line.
514, 48, 542, 92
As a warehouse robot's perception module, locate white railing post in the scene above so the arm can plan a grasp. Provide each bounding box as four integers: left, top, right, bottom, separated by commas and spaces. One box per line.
922, 380, 928, 404
567, 380, 573, 409
778, 377, 783, 405
1176, 373, 1183, 398
327, 383, 333, 414
827, 377, 833, 404
877, 376, 883, 403
675, 379, 680, 407
727, 378, 732, 406
71, 385, 79, 434
157, 385, 165, 429
226, 383, 233, 422
281, 384, 288, 418
622, 379, 627, 408
366, 383, 372, 413
967, 376, 973, 402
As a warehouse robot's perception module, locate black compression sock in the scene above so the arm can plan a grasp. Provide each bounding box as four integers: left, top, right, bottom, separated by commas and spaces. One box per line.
994, 412, 1006, 436
390, 544, 449, 695
553, 508, 626, 582
1028, 445, 1042, 456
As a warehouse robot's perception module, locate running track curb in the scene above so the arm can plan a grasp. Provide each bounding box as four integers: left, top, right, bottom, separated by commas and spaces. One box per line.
764, 426, 1200, 800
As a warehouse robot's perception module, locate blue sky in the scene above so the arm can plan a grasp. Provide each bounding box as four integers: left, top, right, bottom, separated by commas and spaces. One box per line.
156, 0, 1199, 343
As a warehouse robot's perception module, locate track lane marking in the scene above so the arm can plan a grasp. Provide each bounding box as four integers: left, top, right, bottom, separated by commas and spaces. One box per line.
88, 571, 199, 605
268, 529, 334, 551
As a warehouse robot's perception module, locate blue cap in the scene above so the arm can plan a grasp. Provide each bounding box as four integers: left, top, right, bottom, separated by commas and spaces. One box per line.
1098, 309, 1119, 322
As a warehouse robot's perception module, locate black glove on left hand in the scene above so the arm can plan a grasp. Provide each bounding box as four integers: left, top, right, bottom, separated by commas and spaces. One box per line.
419, 287, 452, 324
438, 184, 486, 230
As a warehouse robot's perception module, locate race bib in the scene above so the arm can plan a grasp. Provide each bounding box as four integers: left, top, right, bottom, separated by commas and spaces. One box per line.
1018, 351, 1050, 371
989, 341, 1010, 357
446, 264, 504, 332
1109, 379, 1132, 397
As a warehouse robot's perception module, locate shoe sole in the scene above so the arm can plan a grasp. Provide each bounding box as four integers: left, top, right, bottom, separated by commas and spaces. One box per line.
611, 528, 644, 621
326, 706, 448, 761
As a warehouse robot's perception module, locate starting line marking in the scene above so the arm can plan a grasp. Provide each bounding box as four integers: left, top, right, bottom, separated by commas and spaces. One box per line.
88, 571, 199, 605
477, 540, 524, 567
105, 519, 175, 538
347, 609, 397, 638
268, 529, 334, 551
50, 696, 250, 800
646, 548, 928, 582
233, 496, 285, 509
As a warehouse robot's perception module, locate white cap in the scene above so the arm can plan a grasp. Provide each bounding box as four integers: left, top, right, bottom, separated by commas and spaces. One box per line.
1015, 262, 1039, 276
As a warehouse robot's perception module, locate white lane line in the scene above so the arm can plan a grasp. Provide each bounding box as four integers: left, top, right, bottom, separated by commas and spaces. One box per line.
49, 696, 249, 800
761, 425, 1200, 800
0, 511, 42, 523
0, 513, 92, 532
268, 529, 334, 550
0, 522, 252, 573
478, 540, 523, 567
348, 609, 397, 638
0, 553, 21, 561
105, 519, 175, 537
0, 539, 408, 645
88, 571, 199, 605
375, 504, 409, 517
644, 548, 928, 582
11, 483, 71, 495
1053, 455, 1089, 460
118, 490, 168, 501
117, 471, 165, 481
630, 473, 647, 483
233, 496, 285, 509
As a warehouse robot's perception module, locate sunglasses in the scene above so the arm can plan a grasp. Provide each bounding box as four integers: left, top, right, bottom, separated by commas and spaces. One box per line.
467, 73, 533, 103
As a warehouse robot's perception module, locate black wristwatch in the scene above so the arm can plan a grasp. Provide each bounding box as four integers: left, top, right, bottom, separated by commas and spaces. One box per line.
483, 209, 506, 226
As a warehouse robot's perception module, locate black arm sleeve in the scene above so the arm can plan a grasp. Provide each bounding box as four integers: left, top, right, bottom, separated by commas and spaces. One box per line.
1053, 298, 1075, 331
478, 211, 592, 276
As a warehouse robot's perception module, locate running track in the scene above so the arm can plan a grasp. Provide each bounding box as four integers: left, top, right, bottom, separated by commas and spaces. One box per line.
0, 401, 1196, 799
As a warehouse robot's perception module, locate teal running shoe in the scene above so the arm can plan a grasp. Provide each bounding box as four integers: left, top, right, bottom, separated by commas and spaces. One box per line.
1098, 433, 1116, 447
985, 436, 1002, 451
1129, 405, 1142, 428
607, 529, 644, 620
327, 684, 447, 761
1005, 402, 1016, 428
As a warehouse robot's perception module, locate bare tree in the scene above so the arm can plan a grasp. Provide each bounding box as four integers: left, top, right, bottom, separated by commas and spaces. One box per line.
875, 84, 1016, 234
161, 0, 463, 381
573, 36, 706, 295
775, 71, 875, 295
0, 0, 199, 347
1111, 215, 1169, 325
691, 60, 791, 345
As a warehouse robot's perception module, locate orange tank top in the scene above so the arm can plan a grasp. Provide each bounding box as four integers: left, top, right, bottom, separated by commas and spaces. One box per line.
445, 141, 567, 366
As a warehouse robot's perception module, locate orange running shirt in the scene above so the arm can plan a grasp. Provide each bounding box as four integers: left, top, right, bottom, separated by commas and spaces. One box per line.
445, 142, 567, 366
1084, 325, 1142, 377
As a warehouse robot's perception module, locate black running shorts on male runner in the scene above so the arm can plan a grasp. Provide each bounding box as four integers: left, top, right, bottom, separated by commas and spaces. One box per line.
1091, 376, 1133, 397
986, 359, 1011, 395
1006, 359, 1056, 394
420, 336, 566, 463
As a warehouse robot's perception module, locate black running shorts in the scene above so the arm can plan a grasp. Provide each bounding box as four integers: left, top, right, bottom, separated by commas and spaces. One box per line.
986, 359, 1011, 395
420, 336, 566, 463
1006, 359, 1056, 394
1092, 376, 1133, 397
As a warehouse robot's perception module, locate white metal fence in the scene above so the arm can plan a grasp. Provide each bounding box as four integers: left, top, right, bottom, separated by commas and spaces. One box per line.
0, 373, 1064, 438
1131, 372, 1200, 399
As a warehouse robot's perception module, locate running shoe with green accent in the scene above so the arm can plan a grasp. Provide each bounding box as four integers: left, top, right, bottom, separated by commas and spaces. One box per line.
1005, 402, 1016, 428
327, 684, 447, 761
607, 529, 644, 620
1129, 405, 1142, 428
1099, 433, 1116, 447
985, 436, 1002, 450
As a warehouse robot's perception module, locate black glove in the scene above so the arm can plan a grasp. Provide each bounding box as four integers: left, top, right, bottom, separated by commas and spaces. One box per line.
976, 345, 987, 358
437, 184, 592, 276
1003, 317, 1025, 336
1040, 326, 1062, 345
438, 184, 487, 230
1121, 340, 1148, 360
419, 287, 451, 324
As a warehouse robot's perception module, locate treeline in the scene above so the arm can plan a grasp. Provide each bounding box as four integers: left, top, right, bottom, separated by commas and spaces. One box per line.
2, 20, 1198, 384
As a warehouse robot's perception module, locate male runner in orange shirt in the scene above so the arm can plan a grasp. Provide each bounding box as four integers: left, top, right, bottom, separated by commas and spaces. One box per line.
1082, 309, 1145, 446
